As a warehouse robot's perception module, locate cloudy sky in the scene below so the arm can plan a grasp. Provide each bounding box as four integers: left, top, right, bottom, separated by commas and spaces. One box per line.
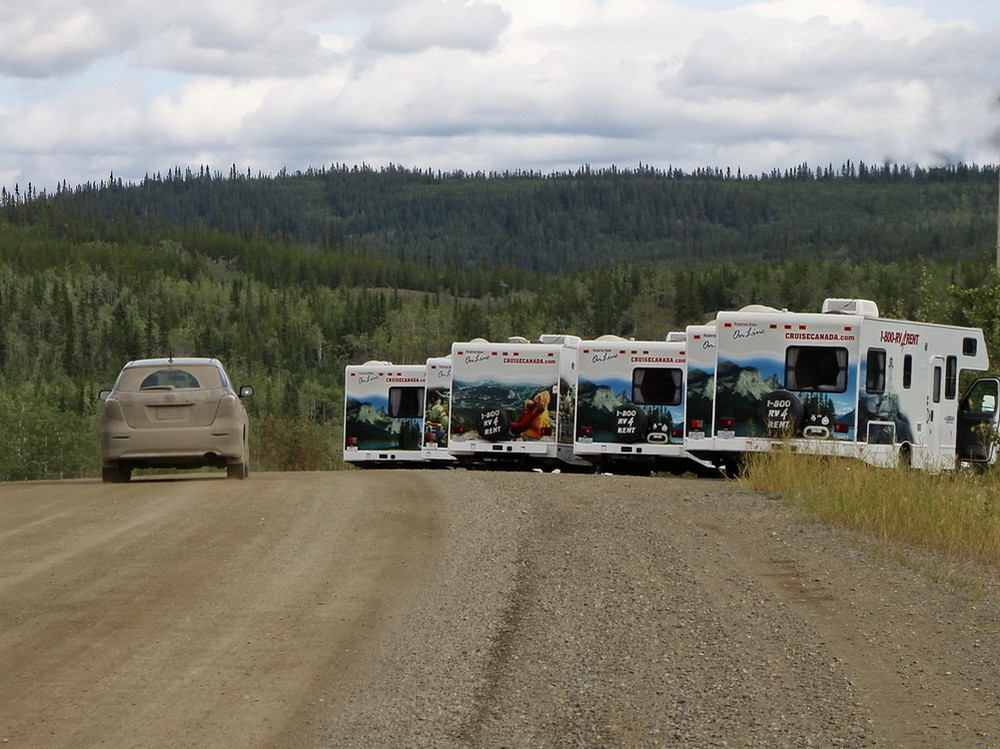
2, 0, 998, 192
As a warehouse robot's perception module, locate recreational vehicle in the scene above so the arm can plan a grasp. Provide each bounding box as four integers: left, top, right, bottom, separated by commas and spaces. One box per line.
422, 356, 456, 463
698, 298, 995, 471
448, 336, 588, 469
343, 362, 427, 466
573, 335, 696, 473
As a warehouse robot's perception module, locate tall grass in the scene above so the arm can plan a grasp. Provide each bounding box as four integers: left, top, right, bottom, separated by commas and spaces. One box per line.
740, 450, 1000, 565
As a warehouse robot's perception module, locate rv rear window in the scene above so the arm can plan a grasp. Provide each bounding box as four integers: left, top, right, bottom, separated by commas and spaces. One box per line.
903, 355, 912, 389
632, 368, 683, 406
963, 337, 978, 356
784, 346, 848, 393
388, 386, 424, 418
866, 348, 886, 394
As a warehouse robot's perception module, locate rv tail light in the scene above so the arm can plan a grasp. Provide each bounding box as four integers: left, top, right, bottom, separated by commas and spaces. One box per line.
834, 422, 850, 433
720, 417, 736, 429
346, 437, 358, 446
671, 428, 684, 438
455, 425, 465, 434
580, 426, 593, 437
689, 419, 704, 429
540, 426, 553, 436
425, 433, 437, 443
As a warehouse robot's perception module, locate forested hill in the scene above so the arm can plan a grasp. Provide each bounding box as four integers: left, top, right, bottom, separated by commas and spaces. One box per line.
2, 160, 1000, 481
15, 161, 998, 273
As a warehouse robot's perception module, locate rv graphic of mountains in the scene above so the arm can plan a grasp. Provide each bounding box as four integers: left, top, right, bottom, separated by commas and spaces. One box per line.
577, 380, 677, 442
714, 360, 855, 437
344, 399, 421, 449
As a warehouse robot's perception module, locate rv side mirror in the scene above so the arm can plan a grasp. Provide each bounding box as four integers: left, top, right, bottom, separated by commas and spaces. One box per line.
239, 385, 254, 398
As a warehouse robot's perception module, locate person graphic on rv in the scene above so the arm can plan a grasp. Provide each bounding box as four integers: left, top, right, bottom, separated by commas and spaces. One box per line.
510, 388, 553, 439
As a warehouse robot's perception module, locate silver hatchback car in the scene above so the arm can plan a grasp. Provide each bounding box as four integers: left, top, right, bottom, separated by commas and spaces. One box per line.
100, 358, 253, 483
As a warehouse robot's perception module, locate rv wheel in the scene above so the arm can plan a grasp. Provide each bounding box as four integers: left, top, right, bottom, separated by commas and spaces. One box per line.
897, 443, 912, 469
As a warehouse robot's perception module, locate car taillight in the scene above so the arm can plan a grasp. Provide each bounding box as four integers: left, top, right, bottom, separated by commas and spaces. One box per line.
720, 417, 736, 429
215, 394, 238, 418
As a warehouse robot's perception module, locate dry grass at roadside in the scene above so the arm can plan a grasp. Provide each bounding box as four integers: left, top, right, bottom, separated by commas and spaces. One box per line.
740, 450, 1000, 566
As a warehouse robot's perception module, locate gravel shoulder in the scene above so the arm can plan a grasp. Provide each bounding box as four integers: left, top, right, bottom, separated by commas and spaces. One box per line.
0, 470, 997, 748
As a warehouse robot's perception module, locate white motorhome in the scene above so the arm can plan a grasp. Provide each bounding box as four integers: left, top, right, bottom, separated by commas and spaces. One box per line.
422, 356, 456, 463
343, 362, 427, 466
697, 298, 994, 471
573, 335, 695, 473
448, 336, 588, 469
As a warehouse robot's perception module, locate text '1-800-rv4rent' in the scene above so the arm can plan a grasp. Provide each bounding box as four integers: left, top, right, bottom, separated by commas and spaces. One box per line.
343, 361, 429, 467
573, 334, 712, 474
693, 298, 1000, 472
448, 336, 589, 469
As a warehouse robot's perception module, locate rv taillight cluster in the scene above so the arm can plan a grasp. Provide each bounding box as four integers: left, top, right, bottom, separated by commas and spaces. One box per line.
346, 437, 358, 446
720, 417, 736, 429
671, 428, 684, 438
455, 425, 466, 434
580, 426, 593, 436
689, 419, 704, 429
425, 433, 437, 443
539, 426, 554, 437
834, 422, 850, 433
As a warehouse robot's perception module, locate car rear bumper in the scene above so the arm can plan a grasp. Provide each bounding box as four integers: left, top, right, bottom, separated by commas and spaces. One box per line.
101, 425, 246, 468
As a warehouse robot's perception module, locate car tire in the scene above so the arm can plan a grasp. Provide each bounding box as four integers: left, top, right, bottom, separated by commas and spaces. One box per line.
227, 462, 248, 480
102, 465, 132, 483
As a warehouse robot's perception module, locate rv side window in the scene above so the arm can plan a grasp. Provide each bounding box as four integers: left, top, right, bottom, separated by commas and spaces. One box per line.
632, 368, 683, 406
866, 348, 886, 394
945, 356, 957, 400
963, 337, 978, 356
933, 366, 942, 404
903, 355, 912, 389
388, 386, 424, 418
784, 346, 848, 393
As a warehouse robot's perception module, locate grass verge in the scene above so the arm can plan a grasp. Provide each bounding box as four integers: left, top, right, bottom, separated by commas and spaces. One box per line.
739, 450, 1000, 566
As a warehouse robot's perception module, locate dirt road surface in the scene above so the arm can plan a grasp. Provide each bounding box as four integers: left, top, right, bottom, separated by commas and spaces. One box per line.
1, 469, 998, 747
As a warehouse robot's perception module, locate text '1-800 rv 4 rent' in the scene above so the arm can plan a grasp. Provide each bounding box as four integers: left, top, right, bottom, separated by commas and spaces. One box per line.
343, 361, 428, 467
574, 334, 711, 474
448, 336, 589, 469
696, 298, 1000, 472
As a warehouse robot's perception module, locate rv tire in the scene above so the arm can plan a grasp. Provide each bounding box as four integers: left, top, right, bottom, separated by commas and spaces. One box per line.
898, 443, 912, 469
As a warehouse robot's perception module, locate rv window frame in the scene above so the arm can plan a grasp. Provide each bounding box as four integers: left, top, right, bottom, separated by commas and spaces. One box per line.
632, 367, 683, 406
933, 365, 942, 404
387, 386, 425, 419
945, 355, 958, 400
865, 348, 887, 395
784, 345, 849, 394
903, 354, 913, 389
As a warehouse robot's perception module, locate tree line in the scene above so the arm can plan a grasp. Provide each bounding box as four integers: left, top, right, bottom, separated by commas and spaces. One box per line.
1, 162, 998, 480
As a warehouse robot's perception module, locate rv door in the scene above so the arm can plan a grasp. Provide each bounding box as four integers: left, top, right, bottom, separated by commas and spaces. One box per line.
956, 378, 1000, 463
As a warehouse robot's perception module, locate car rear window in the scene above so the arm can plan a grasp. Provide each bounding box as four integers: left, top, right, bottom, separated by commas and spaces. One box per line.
117, 365, 224, 391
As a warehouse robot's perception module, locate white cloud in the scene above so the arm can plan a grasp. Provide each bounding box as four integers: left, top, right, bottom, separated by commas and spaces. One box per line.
0, 0, 998, 191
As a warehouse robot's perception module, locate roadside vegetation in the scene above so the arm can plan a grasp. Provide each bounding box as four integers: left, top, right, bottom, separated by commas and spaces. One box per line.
3, 162, 1000, 480
741, 450, 1000, 565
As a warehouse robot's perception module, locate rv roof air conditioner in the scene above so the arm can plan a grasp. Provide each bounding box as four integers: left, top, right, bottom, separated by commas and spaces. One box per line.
822, 298, 879, 318
507, 336, 530, 343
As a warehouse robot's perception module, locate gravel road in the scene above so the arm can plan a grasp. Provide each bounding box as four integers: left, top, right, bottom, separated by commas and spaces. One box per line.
1, 469, 998, 747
